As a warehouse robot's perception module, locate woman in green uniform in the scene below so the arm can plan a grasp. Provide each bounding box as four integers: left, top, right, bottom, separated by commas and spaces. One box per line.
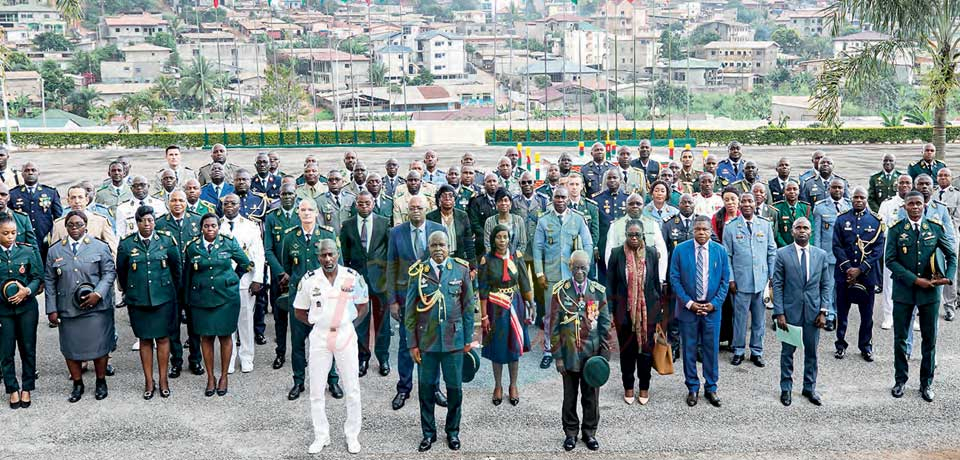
116, 206, 181, 400
183, 213, 252, 397
0, 214, 43, 409
479, 224, 534, 406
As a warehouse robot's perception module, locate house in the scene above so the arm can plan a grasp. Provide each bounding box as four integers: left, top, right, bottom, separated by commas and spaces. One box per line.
100, 13, 169, 45
695, 20, 753, 42
832, 31, 913, 82
3, 70, 42, 103
100, 44, 171, 83
87, 83, 154, 105
415, 30, 467, 80
596, 0, 649, 36
774, 9, 832, 37
796, 58, 828, 76
771, 95, 817, 121
323, 85, 462, 118
605, 32, 659, 79
177, 41, 268, 75
515, 58, 600, 84
655, 58, 723, 87
0, 4, 64, 40
1, 25, 30, 44
282, 48, 370, 90
14, 108, 97, 130
700, 41, 779, 80
375, 44, 413, 81
561, 22, 607, 69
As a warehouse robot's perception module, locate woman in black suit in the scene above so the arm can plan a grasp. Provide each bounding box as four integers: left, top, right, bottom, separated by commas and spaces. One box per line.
606, 219, 663, 406
426, 184, 476, 266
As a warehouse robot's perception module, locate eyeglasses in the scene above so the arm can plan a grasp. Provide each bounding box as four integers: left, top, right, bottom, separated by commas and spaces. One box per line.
65, 222, 85, 229
626, 232, 642, 237
520, 180, 534, 185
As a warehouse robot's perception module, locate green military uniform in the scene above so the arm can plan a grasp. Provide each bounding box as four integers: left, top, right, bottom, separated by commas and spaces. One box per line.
568, 198, 600, 256
536, 183, 556, 200
182, 234, 253, 336
262, 206, 300, 359
907, 159, 946, 181
0, 209, 36, 247
187, 200, 216, 217
772, 200, 811, 247
281, 224, 338, 387
455, 186, 475, 211
155, 212, 202, 367
885, 218, 957, 390
116, 231, 181, 339
693, 176, 728, 193
867, 170, 902, 213
730, 179, 760, 195
0, 242, 42, 394
403, 257, 476, 440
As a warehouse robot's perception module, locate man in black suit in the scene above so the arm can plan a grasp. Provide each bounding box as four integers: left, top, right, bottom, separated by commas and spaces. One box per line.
341, 191, 392, 378
768, 157, 791, 204
467, 173, 499, 265
427, 185, 476, 272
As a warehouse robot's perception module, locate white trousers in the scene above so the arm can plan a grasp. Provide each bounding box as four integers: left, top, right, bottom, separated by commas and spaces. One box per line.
881, 267, 894, 321
310, 327, 361, 443
230, 290, 256, 372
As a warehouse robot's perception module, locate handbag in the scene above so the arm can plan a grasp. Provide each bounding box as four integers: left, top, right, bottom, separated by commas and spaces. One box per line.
652, 324, 674, 375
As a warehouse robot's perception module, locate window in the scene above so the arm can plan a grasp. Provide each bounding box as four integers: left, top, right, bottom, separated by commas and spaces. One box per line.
434, 53, 445, 59
434, 65, 444, 71
434, 41, 443, 47
115, 27, 120, 33
135, 28, 140, 33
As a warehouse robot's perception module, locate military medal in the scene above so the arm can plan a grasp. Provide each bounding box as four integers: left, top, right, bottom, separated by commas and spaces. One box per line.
194, 262, 199, 271
18, 264, 24, 274
132, 262, 137, 271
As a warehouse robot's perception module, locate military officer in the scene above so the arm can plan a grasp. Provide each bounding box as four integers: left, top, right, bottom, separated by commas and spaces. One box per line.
662, 193, 696, 356
716, 141, 746, 184
183, 179, 216, 216
393, 170, 436, 227
832, 187, 884, 362
566, 175, 600, 267
197, 144, 240, 186
494, 157, 520, 195
10, 162, 62, 259
154, 145, 196, 190
642, 180, 680, 225
558, 152, 576, 177
263, 183, 300, 370
533, 187, 593, 369
593, 169, 630, 279
934, 168, 960, 321
226, 170, 267, 222
49, 184, 117, 255
868, 154, 902, 212
886, 191, 957, 402
0, 146, 22, 187
812, 178, 852, 329
550, 250, 610, 452
252, 152, 282, 200
155, 191, 203, 377
605, 193, 669, 283
801, 157, 848, 206
405, 231, 475, 452
152, 169, 178, 201
0, 183, 37, 248
281, 199, 341, 402
798, 150, 825, 184
0, 214, 42, 409
536, 163, 562, 199
296, 163, 328, 203
200, 163, 235, 207
908, 143, 946, 180
114, 176, 168, 239
513, 170, 550, 312
505, 146, 526, 179
772, 181, 810, 247
363, 173, 394, 225
221, 194, 265, 374
767, 157, 792, 204
629, 140, 661, 186
421, 150, 447, 186
315, 170, 356, 233
581, 142, 615, 198
730, 160, 762, 195
897, 174, 957, 246
467, 173, 500, 261
753, 184, 778, 221
94, 161, 132, 217
454, 167, 476, 210
693, 155, 728, 193
344, 161, 369, 197
382, 158, 404, 198
676, 149, 701, 192
878, 175, 915, 330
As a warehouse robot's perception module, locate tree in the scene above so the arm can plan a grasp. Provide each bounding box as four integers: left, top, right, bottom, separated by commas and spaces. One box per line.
8, 96, 33, 118
65, 87, 100, 118
179, 56, 223, 111
369, 62, 388, 87
338, 37, 369, 55
410, 69, 435, 86
534, 75, 551, 89
152, 75, 180, 107
649, 80, 688, 112
770, 27, 801, 55
767, 64, 791, 89
113, 91, 163, 133
690, 29, 721, 47
4, 52, 36, 71
40, 60, 75, 108
32, 32, 74, 52
450, 0, 478, 10
811, 1, 959, 157
658, 31, 685, 61
260, 64, 308, 131
147, 32, 177, 51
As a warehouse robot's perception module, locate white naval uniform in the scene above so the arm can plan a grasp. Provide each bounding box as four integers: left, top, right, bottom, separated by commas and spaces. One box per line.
877, 194, 904, 326
222, 215, 266, 373
114, 197, 169, 239
293, 266, 368, 449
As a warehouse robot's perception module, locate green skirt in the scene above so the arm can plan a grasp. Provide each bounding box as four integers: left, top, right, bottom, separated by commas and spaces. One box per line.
128, 301, 175, 340
191, 302, 239, 337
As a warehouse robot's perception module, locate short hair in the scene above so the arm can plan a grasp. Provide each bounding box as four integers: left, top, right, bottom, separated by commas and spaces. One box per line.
625, 219, 645, 234
905, 190, 924, 201
435, 184, 456, 206
427, 230, 448, 245
850, 186, 868, 196
65, 210, 87, 225
915, 173, 933, 184
200, 213, 219, 226
570, 250, 590, 266
692, 215, 711, 227
793, 217, 811, 229
165, 145, 180, 154
67, 183, 88, 197
721, 186, 740, 197
317, 238, 338, 254
135, 205, 154, 222
494, 187, 511, 203
0, 215, 14, 228
488, 224, 512, 255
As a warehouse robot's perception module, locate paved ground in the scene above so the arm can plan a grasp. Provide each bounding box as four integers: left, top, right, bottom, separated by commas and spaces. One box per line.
2, 143, 960, 459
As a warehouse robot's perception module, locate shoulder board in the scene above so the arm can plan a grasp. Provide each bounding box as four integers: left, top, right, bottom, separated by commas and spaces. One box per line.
569, 208, 585, 216
771, 200, 785, 206
120, 233, 139, 242
12, 209, 27, 217
590, 190, 603, 198
453, 257, 470, 267
834, 174, 846, 180
583, 197, 597, 205
220, 233, 236, 240
95, 183, 110, 192
14, 241, 34, 248
589, 281, 606, 294
251, 191, 267, 199
382, 195, 394, 202
869, 209, 882, 220
186, 236, 201, 247
837, 209, 853, 217
551, 280, 566, 294
320, 225, 334, 233
813, 198, 831, 206
754, 215, 769, 222
157, 229, 172, 236
344, 267, 359, 276
305, 270, 316, 278
926, 219, 945, 229
869, 171, 881, 179
911, 160, 922, 167
515, 250, 523, 258
284, 227, 298, 234
407, 260, 425, 277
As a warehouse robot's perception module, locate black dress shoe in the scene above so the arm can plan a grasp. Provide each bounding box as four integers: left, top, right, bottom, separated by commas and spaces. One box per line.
68, 380, 84, 403
272, 356, 285, 370
328, 382, 344, 399
189, 362, 205, 376
204, 382, 216, 397
862, 351, 874, 362
216, 385, 228, 397
392, 391, 409, 410
358, 360, 368, 377
417, 435, 436, 452
582, 435, 599, 451
255, 334, 268, 345
946, 310, 956, 321
104, 363, 115, 376
824, 318, 836, 332
435, 389, 448, 407
288, 383, 305, 400
705, 391, 721, 407
94, 378, 108, 401
834, 348, 846, 360
378, 361, 391, 376
539, 355, 553, 369
730, 355, 744, 366
447, 435, 461, 450
801, 390, 822, 406
750, 355, 765, 368
168, 365, 182, 379
563, 436, 577, 451
920, 386, 935, 402
686, 392, 698, 407
143, 383, 157, 400
780, 390, 791, 406
891, 382, 905, 398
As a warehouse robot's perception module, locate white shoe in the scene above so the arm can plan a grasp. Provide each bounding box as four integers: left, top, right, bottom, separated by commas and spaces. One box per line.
131, 340, 140, 351
347, 439, 361, 454
881, 318, 893, 330
241, 365, 253, 373
913, 319, 921, 331
228, 366, 235, 375
308, 438, 330, 454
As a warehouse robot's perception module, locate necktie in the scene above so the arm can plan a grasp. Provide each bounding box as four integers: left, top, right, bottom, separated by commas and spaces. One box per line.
789, 206, 796, 217
914, 223, 920, 234
334, 194, 340, 208
305, 233, 311, 244
206, 243, 212, 253
800, 247, 808, 284
746, 220, 753, 235
940, 190, 945, 201
360, 218, 368, 251
835, 201, 840, 212
215, 185, 221, 197
695, 245, 705, 301
140, 200, 145, 207
435, 263, 441, 279
229, 220, 235, 231
71, 242, 78, 255
0, 172, 5, 182
413, 228, 422, 256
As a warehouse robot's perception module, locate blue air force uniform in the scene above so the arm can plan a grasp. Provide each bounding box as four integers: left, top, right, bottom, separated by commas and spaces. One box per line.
9, 184, 62, 259
580, 160, 615, 198
252, 172, 283, 200
812, 197, 852, 320
721, 215, 777, 359
831, 208, 884, 355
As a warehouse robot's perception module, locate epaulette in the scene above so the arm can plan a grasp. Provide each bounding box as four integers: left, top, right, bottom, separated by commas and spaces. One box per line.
589, 280, 606, 294
382, 195, 394, 202
583, 197, 597, 206
12, 209, 26, 217
590, 190, 604, 198
320, 225, 334, 233
516, 250, 523, 258
771, 200, 785, 207
14, 241, 33, 248
407, 260, 426, 277
480, 255, 486, 265
159, 231, 178, 247
284, 227, 298, 234
305, 269, 316, 278
344, 267, 359, 276
120, 232, 139, 242
911, 160, 923, 167
53, 215, 65, 224
186, 236, 201, 247
219, 233, 236, 241
926, 218, 945, 230
551, 279, 566, 294
94, 183, 110, 192
569, 207, 585, 216
813, 198, 832, 207
755, 215, 770, 222
453, 257, 470, 267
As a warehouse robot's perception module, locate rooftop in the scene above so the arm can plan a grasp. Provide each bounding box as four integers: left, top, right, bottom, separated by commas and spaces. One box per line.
103, 13, 168, 27
833, 31, 891, 42
703, 41, 778, 49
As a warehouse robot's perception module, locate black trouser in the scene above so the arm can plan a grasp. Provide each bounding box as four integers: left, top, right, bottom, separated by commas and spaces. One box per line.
0, 306, 38, 393
355, 292, 390, 365
835, 285, 874, 354
271, 279, 288, 358
615, 320, 654, 392
418, 350, 463, 439
170, 300, 201, 367
253, 273, 268, 336
561, 370, 599, 438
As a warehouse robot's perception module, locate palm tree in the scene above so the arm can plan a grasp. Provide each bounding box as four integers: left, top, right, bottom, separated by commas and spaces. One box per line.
179, 56, 220, 112
369, 62, 388, 87
55, 0, 84, 24
811, 1, 959, 158
114, 95, 147, 133
66, 87, 100, 117
8, 95, 31, 117
152, 75, 180, 107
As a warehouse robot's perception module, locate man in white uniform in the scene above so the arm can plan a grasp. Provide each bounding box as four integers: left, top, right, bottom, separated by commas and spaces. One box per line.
877, 174, 913, 329
220, 194, 265, 374
294, 238, 368, 454
115, 176, 168, 238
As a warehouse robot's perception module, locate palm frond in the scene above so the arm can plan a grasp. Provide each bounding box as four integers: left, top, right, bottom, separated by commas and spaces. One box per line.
55, 0, 84, 23
827, 0, 935, 40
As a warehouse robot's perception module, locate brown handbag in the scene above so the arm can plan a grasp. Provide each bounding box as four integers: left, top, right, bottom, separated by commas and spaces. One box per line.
652, 324, 674, 375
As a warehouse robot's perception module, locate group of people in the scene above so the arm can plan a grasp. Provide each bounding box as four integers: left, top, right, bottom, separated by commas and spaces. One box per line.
0, 140, 955, 455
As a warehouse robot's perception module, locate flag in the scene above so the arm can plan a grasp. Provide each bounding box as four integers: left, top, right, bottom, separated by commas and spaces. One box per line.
213, 0, 219, 7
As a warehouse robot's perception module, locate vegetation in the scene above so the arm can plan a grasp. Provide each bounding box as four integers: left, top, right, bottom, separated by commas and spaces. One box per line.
259, 64, 308, 131
10, 130, 415, 148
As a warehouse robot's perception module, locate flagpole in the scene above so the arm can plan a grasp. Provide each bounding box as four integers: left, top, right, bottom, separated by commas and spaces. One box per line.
193, 0, 208, 138
492, 0, 498, 142
631, 0, 637, 141
523, 12, 530, 140
400, 0, 409, 141
367, 0, 375, 140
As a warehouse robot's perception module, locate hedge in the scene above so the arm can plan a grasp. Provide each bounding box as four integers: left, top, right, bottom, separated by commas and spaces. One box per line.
485, 127, 960, 146
10, 129, 415, 149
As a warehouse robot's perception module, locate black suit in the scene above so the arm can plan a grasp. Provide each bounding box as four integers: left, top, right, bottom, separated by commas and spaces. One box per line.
467, 193, 497, 264
606, 245, 663, 392
341, 214, 391, 366
426, 208, 476, 266
768, 177, 789, 204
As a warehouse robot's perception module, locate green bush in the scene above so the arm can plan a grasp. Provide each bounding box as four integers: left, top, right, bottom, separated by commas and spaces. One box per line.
10, 129, 414, 149
485, 127, 960, 146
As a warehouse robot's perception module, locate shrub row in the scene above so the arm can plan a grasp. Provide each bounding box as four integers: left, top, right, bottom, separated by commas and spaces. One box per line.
10, 129, 415, 149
